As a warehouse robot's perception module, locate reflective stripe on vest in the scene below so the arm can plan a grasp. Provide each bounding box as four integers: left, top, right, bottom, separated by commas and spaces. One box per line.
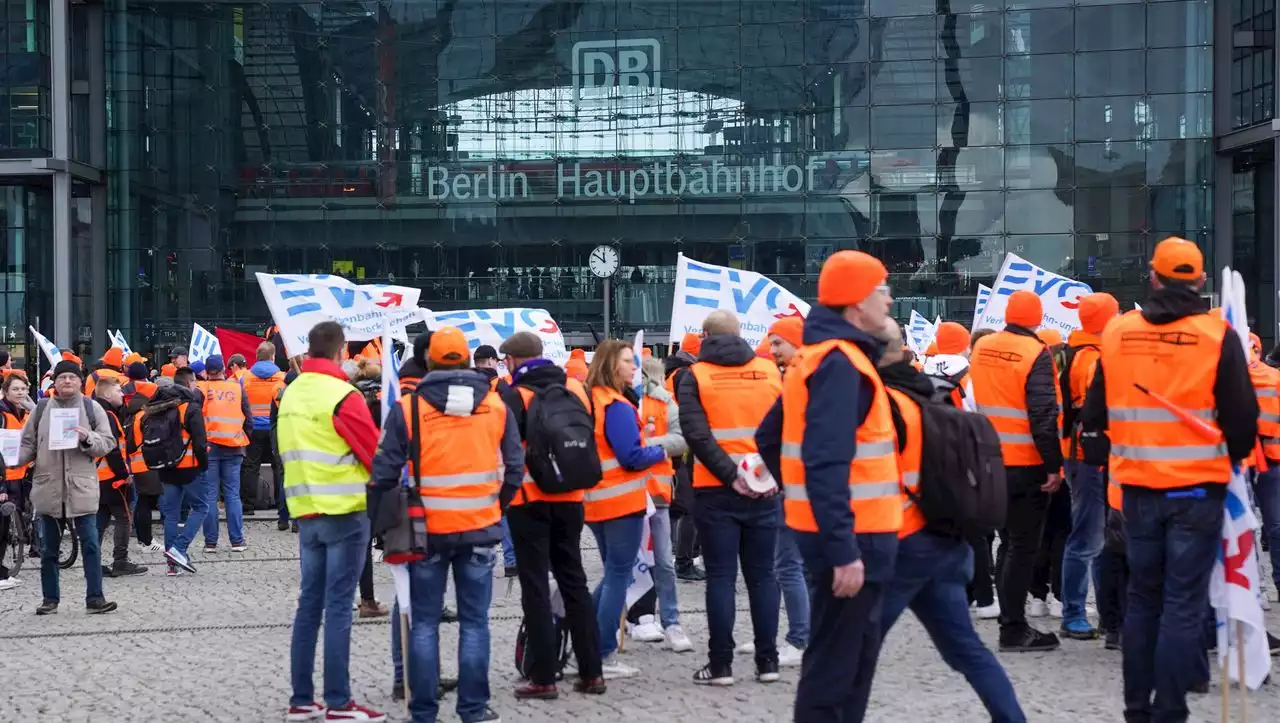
584, 475, 648, 503
203, 380, 248, 447
969, 331, 1058, 466
886, 387, 926, 540
688, 357, 781, 488
586, 386, 650, 522
277, 373, 369, 517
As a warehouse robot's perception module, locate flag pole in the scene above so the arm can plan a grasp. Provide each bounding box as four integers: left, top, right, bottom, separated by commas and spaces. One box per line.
1221, 621, 1230, 723
1237, 622, 1248, 722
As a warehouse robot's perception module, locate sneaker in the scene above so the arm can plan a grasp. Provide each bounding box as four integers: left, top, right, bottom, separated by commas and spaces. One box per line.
735, 641, 755, 655
358, 600, 390, 618
325, 701, 386, 722
102, 565, 116, 578
230, 541, 248, 552
999, 626, 1060, 653
665, 625, 694, 653
630, 614, 665, 643
166, 564, 183, 577
278, 520, 291, 532
974, 601, 1001, 620
778, 642, 804, 668
676, 562, 706, 581
573, 676, 607, 695
146, 540, 164, 553
692, 663, 734, 686
86, 599, 118, 614
35, 599, 57, 615
601, 654, 639, 680
1027, 597, 1049, 618
1060, 620, 1098, 641
465, 708, 501, 723
285, 703, 325, 722
514, 682, 559, 700
203, 543, 218, 554
165, 547, 196, 574
1104, 629, 1122, 651
291, 521, 299, 533
0, 578, 18, 591
756, 659, 780, 683
112, 561, 148, 577
1047, 594, 1063, 619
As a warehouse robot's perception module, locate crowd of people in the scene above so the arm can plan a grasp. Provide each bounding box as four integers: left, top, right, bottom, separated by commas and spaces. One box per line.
0, 237, 1276, 723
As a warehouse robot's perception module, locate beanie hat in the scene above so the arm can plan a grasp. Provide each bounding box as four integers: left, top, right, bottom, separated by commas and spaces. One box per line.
160, 363, 177, 378
101, 347, 125, 369
569, 348, 586, 361
679, 332, 702, 357
52, 360, 83, 380
564, 357, 589, 382
474, 344, 499, 362
127, 362, 149, 381
934, 322, 970, 355
61, 350, 82, 365
1036, 328, 1063, 347
767, 317, 803, 349
817, 251, 888, 307
124, 352, 145, 366
1250, 332, 1263, 356
1004, 290, 1043, 328
1077, 292, 1120, 335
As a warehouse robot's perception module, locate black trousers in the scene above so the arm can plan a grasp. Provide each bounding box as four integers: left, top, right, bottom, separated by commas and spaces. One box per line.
241, 429, 273, 510
966, 532, 996, 607
1030, 484, 1072, 601
359, 540, 376, 602
997, 466, 1050, 632
133, 493, 160, 545
508, 501, 602, 685
97, 491, 131, 564
793, 576, 886, 723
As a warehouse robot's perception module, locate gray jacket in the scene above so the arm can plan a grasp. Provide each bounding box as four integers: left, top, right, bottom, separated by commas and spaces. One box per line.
18, 392, 116, 518
641, 379, 688, 508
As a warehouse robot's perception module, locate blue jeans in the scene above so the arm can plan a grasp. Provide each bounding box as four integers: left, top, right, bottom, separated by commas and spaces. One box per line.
1061, 460, 1106, 625
648, 507, 680, 628
587, 513, 645, 658
776, 523, 810, 648
1122, 489, 1221, 723
39, 514, 103, 604
408, 543, 496, 723
1251, 466, 1280, 590
202, 446, 245, 545
160, 480, 210, 556
884, 532, 1025, 723
290, 513, 369, 710
500, 516, 516, 568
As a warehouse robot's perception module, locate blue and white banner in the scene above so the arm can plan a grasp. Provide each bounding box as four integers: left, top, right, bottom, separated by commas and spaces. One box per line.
188, 323, 223, 366
110, 330, 133, 356
380, 317, 401, 424
631, 329, 645, 396
669, 254, 809, 349
28, 326, 60, 367
905, 310, 934, 355
971, 284, 993, 331
256, 273, 425, 357
427, 308, 568, 366
976, 253, 1092, 333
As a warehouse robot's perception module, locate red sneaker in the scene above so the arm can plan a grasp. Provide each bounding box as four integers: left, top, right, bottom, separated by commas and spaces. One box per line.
325, 701, 387, 722
284, 703, 325, 722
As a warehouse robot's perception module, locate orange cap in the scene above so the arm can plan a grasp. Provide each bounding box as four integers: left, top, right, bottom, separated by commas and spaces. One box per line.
767, 317, 803, 349
1036, 328, 1063, 347
1005, 290, 1043, 328
124, 352, 145, 366
101, 347, 125, 368
429, 327, 470, 365
680, 332, 702, 357
1250, 332, 1263, 355
934, 322, 970, 355
817, 251, 887, 307
1151, 236, 1203, 281
564, 357, 588, 381
160, 363, 177, 377
1077, 292, 1120, 334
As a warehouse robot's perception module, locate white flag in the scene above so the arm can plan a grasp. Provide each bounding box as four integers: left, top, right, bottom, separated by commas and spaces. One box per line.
188, 323, 222, 366
905, 310, 932, 355
978, 253, 1092, 333
426, 308, 569, 366
111, 330, 133, 356
971, 284, 994, 331
669, 254, 809, 349
380, 318, 401, 425
631, 329, 645, 395
625, 494, 657, 610
28, 326, 60, 367
256, 273, 424, 358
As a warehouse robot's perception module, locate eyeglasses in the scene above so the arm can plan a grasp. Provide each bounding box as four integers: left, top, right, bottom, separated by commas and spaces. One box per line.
875, 284, 892, 296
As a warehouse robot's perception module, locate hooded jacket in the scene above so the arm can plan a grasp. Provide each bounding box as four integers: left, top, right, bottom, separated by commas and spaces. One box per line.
1080, 284, 1258, 478
146, 384, 210, 485
663, 349, 697, 394
18, 389, 116, 518
372, 368, 525, 549
677, 334, 764, 488
754, 305, 897, 579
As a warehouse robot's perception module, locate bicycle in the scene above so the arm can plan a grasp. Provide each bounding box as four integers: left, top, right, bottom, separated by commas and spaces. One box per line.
1, 497, 79, 571
0, 497, 25, 577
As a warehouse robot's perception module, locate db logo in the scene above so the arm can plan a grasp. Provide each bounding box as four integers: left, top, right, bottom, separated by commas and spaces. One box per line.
572, 39, 660, 106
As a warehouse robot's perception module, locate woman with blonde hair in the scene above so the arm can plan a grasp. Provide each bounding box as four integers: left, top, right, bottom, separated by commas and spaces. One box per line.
349, 357, 389, 619
584, 340, 671, 679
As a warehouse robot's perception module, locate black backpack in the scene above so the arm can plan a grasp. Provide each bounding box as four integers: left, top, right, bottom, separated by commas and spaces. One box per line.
523, 383, 602, 494
140, 403, 190, 470
514, 615, 572, 680
892, 387, 1007, 537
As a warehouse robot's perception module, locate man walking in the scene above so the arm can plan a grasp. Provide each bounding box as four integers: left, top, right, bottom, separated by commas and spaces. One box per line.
199, 354, 253, 552
152, 367, 210, 575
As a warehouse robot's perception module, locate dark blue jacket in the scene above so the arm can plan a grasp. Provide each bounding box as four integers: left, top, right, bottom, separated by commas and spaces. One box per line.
604, 396, 667, 471
756, 305, 898, 580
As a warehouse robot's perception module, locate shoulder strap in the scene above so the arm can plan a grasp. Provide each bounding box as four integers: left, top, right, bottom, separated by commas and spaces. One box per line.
83, 397, 98, 430
31, 398, 48, 432
408, 393, 421, 488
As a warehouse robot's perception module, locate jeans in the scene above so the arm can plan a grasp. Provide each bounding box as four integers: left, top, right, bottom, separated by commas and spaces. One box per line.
775, 523, 810, 649
160, 479, 210, 556
587, 513, 645, 659
1061, 460, 1106, 625
290, 512, 369, 710
40, 514, 103, 604
408, 543, 496, 723
202, 445, 245, 545
794, 564, 884, 723
884, 532, 1025, 723
648, 507, 680, 628
693, 488, 780, 669
1122, 489, 1221, 723
1251, 466, 1280, 590
998, 466, 1050, 633
500, 516, 516, 569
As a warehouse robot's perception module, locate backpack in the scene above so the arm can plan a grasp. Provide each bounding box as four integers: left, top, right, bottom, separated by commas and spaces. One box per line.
514, 615, 572, 680
140, 403, 190, 470
893, 387, 1007, 537
523, 383, 602, 494
925, 368, 967, 407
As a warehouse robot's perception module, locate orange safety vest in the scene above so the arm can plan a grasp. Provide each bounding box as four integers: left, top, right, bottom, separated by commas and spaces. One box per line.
1250, 360, 1280, 461
885, 387, 926, 540
687, 357, 782, 488
1101, 310, 1231, 488
3, 409, 29, 481
95, 410, 128, 484
585, 386, 650, 523
640, 392, 676, 503
781, 339, 902, 535
509, 379, 591, 507
399, 389, 506, 534
488, 374, 512, 393
129, 403, 200, 472
1060, 335, 1102, 459
969, 331, 1059, 466
663, 368, 683, 397
399, 374, 422, 394
203, 378, 249, 447
244, 372, 286, 421
85, 367, 125, 398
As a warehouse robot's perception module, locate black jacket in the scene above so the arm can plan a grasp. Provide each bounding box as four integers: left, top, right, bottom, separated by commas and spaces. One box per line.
148, 384, 209, 483
1003, 324, 1065, 471
878, 360, 938, 453
1080, 284, 1259, 475
663, 350, 697, 396
677, 334, 758, 488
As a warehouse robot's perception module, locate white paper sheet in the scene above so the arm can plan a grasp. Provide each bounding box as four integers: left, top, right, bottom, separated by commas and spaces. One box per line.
47, 408, 80, 451
0, 429, 19, 465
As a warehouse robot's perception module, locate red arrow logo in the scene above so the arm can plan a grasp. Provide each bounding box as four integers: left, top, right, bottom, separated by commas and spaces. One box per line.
1224, 530, 1256, 590
773, 303, 804, 320
539, 318, 560, 334
375, 292, 404, 308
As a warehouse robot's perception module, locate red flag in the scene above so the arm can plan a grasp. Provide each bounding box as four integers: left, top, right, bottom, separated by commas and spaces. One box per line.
215, 327, 266, 364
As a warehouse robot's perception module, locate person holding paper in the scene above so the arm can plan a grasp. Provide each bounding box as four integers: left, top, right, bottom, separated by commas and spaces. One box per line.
18, 359, 119, 616
0, 374, 22, 590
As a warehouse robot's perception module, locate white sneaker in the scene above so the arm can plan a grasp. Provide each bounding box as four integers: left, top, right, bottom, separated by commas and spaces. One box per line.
665, 625, 694, 653
0, 578, 17, 591
601, 654, 639, 680
974, 601, 1000, 620
735, 641, 756, 655
629, 615, 665, 643
1047, 594, 1063, 619
1027, 597, 1049, 618
778, 642, 804, 668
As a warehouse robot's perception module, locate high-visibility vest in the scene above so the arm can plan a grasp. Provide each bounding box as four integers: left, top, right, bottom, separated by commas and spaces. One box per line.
663, 369, 683, 397
124, 379, 158, 407
1100, 310, 1231, 487
245, 372, 286, 421
85, 368, 125, 398
969, 331, 1059, 466
399, 374, 422, 394
1107, 473, 1122, 511
203, 378, 248, 447
399, 388, 505, 534
129, 403, 199, 472
277, 373, 368, 517
95, 410, 127, 484
1061, 337, 1102, 459
640, 392, 675, 503
1250, 360, 1280, 461
2, 410, 28, 481
488, 374, 512, 393
509, 379, 591, 507
585, 386, 650, 523
781, 339, 902, 535
885, 387, 925, 540
687, 357, 781, 488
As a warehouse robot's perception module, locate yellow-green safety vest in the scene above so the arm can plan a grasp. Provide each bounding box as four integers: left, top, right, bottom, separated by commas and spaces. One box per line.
276, 372, 369, 517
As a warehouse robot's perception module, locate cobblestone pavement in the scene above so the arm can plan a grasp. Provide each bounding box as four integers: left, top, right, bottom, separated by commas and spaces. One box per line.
1, 517, 1279, 722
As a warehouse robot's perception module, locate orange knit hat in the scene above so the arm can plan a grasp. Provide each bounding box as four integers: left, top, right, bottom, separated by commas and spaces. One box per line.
1036, 328, 1063, 347
817, 251, 887, 307
680, 332, 702, 356
101, 347, 125, 369
934, 322, 970, 355
1004, 290, 1043, 328
767, 317, 803, 349
1077, 292, 1120, 335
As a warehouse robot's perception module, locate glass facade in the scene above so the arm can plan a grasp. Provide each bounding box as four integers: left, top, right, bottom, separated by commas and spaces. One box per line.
0, 0, 50, 157
93, 0, 1212, 346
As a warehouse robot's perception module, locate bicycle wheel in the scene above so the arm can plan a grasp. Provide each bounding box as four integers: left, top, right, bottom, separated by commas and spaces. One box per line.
0, 505, 21, 578
58, 519, 78, 570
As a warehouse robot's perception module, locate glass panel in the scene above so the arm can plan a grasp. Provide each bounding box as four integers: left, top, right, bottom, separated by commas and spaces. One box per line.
1147, 140, 1213, 186
871, 105, 938, 148
880, 16, 936, 60
1005, 144, 1074, 189
1075, 187, 1150, 233
1005, 53, 1073, 98
1005, 9, 1074, 55
872, 60, 939, 104
1149, 186, 1213, 232
1077, 51, 1146, 96
1075, 142, 1147, 187
1007, 190, 1074, 233
1147, 47, 1212, 94
1147, 0, 1212, 48
1076, 5, 1146, 51
938, 56, 1003, 102
1006, 100, 1074, 144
